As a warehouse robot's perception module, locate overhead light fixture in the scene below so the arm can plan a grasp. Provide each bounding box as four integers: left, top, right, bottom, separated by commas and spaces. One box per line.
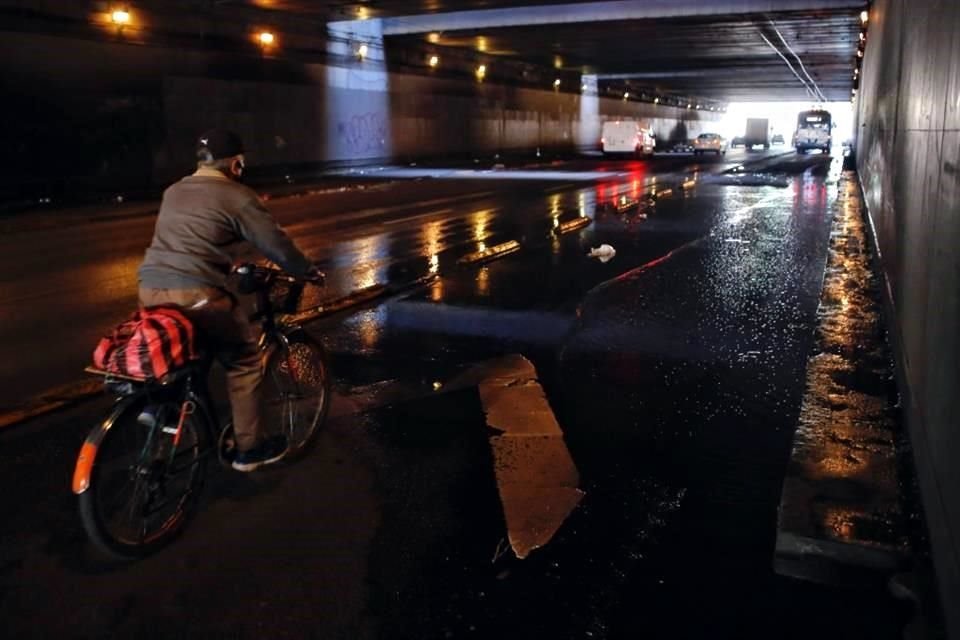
110, 8, 131, 26
860, 10, 869, 23
258, 31, 275, 47
428, 55, 440, 68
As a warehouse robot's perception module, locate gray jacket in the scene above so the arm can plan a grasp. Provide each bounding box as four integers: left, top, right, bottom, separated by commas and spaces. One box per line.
138, 172, 311, 290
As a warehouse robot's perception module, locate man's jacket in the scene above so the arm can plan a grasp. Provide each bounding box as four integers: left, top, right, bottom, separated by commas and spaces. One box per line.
138, 172, 311, 290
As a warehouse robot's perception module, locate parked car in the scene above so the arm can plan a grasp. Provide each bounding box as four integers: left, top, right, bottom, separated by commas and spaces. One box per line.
771, 134, 785, 145
730, 135, 746, 148
692, 133, 728, 156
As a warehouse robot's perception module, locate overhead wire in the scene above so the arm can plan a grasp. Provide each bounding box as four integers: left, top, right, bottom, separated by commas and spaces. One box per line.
769, 19, 827, 102
757, 30, 817, 100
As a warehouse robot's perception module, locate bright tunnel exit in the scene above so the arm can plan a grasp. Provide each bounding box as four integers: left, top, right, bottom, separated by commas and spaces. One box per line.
718, 101, 855, 146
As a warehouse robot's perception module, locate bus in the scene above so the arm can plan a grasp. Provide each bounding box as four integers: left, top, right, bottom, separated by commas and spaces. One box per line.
794, 109, 832, 154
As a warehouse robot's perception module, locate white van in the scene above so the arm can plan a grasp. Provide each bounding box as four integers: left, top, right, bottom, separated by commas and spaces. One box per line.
601, 120, 655, 156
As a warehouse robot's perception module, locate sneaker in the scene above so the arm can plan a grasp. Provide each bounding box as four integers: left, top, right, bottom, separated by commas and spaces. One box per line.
231, 435, 289, 472
137, 407, 159, 429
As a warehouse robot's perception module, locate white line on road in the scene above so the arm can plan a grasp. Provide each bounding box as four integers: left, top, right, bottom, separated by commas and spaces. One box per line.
381, 208, 454, 226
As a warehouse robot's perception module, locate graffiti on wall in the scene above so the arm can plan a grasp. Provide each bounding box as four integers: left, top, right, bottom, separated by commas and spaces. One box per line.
337, 111, 387, 155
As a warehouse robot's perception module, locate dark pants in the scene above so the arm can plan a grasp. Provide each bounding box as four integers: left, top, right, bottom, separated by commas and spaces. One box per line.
139, 287, 262, 451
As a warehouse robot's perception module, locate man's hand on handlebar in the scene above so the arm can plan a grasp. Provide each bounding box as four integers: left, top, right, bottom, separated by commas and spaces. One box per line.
304, 265, 326, 286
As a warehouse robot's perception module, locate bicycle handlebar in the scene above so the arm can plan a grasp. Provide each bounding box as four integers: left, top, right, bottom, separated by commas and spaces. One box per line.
233, 263, 325, 290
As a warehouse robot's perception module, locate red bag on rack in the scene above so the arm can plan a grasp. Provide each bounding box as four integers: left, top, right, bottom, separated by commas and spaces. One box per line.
92, 306, 198, 380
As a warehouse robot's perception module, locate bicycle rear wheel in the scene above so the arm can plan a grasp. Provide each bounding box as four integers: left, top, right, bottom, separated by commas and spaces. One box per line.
78, 396, 207, 559
262, 331, 331, 457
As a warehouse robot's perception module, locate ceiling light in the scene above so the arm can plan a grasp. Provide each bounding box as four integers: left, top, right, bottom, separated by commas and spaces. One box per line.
258, 31, 275, 46
111, 8, 131, 25
860, 10, 868, 23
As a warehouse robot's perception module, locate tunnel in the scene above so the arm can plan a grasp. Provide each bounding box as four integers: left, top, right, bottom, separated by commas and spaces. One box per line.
0, 0, 957, 637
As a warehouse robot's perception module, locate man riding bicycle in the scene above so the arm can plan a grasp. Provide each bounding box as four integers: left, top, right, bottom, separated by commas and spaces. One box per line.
138, 128, 319, 472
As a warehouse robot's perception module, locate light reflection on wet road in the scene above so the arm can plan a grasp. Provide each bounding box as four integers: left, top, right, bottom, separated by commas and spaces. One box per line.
0, 153, 738, 407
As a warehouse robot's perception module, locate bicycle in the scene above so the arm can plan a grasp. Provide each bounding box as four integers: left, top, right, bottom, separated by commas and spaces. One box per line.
72, 264, 331, 560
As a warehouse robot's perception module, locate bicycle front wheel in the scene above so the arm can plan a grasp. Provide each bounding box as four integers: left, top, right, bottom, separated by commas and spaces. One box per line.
263, 331, 331, 458
78, 396, 207, 560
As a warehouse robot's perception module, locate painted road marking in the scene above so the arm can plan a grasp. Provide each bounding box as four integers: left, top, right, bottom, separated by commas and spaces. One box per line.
477, 354, 583, 559
381, 208, 453, 226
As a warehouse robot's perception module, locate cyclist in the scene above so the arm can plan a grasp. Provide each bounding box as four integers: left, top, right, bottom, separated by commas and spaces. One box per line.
137, 128, 319, 471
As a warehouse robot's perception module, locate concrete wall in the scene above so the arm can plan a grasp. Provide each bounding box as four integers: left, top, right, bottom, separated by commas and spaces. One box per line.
855, 0, 960, 634
0, 23, 715, 201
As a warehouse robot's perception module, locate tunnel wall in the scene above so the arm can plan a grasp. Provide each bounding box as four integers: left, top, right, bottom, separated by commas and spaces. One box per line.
0, 25, 715, 203
855, 0, 960, 632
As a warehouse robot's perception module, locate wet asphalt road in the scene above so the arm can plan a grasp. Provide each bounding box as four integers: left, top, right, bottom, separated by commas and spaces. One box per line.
0, 149, 911, 638
2, 148, 764, 407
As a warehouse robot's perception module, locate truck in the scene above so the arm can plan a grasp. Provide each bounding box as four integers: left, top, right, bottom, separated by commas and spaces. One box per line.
744, 118, 770, 149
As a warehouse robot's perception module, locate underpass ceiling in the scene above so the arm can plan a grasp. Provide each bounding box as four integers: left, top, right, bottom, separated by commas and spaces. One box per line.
219, 1, 864, 102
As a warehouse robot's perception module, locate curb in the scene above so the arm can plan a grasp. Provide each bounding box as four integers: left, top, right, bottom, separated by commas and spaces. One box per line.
0, 379, 105, 430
